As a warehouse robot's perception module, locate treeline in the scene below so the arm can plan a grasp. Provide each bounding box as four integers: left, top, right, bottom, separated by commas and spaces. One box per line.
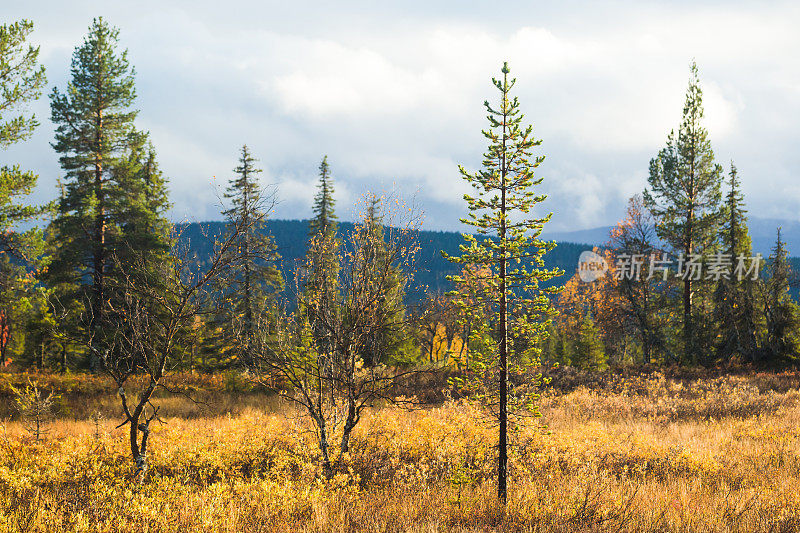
176, 219, 585, 301
2, 17, 798, 383
542, 63, 799, 369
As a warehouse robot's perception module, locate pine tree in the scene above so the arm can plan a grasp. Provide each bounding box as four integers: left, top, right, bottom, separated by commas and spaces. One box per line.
644, 61, 723, 363
219, 145, 283, 365
0, 20, 46, 149
48, 18, 141, 365
763, 228, 800, 361
714, 164, 760, 362
444, 62, 562, 503
0, 19, 47, 368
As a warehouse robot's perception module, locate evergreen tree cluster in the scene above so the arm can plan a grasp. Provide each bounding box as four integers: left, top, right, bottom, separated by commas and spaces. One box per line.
542, 62, 800, 369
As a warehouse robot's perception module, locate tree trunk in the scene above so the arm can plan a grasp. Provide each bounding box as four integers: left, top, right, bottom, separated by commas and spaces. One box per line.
89, 107, 105, 372
317, 417, 333, 478
61, 344, 67, 374
497, 68, 509, 505
130, 418, 150, 481
340, 400, 357, 455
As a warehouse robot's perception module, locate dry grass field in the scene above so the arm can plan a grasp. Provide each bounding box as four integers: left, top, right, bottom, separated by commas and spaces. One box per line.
3, 370, 800, 532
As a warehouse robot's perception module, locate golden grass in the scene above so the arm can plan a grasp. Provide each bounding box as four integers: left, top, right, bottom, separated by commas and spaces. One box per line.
3, 371, 800, 531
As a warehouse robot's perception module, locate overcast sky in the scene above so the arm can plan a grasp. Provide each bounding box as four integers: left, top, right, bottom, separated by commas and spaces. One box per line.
3, 1, 799, 232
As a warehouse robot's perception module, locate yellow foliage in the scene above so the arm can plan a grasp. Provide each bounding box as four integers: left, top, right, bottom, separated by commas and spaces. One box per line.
2, 371, 800, 531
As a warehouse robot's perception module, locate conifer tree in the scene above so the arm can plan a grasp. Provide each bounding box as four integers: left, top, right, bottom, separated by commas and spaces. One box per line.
48, 18, 142, 365
541, 323, 571, 367
308, 156, 337, 239
303, 156, 340, 358
444, 62, 562, 503
219, 145, 283, 365
644, 61, 723, 362
0, 20, 46, 149
0, 19, 47, 367
763, 228, 800, 361
714, 164, 760, 362
113, 139, 172, 270
574, 312, 607, 372
106, 138, 174, 366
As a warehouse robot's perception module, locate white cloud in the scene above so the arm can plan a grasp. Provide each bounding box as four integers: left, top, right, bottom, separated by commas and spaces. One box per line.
3, 0, 800, 233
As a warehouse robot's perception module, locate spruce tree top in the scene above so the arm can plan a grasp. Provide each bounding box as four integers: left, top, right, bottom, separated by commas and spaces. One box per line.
309, 155, 337, 239
223, 145, 263, 222
723, 163, 751, 259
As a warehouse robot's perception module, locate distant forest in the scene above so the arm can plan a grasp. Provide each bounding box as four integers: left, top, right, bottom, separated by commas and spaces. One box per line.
177, 219, 589, 302
178, 220, 800, 303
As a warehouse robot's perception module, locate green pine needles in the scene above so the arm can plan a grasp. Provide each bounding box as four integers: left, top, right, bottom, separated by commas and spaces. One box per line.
444, 62, 562, 502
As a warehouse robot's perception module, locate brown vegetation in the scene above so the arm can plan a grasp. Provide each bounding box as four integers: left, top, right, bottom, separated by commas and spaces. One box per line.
3, 369, 800, 531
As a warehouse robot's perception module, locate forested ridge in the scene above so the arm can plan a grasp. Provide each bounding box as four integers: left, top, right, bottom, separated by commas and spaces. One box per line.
176, 219, 588, 300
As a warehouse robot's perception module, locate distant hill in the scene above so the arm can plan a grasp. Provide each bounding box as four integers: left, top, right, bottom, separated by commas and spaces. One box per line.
176, 219, 800, 303
176, 220, 590, 302
545, 216, 800, 257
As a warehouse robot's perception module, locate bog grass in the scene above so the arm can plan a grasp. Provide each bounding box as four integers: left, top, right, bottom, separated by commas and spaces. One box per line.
2, 369, 800, 532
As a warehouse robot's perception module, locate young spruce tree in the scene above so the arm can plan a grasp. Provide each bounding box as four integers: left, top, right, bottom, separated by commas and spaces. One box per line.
113, 139, 172, 272
303, 156, 340, 358
356, 196, 412, 366
444, 62, 562, 503
574, 312, 608, 372
713, 164, 760, 362
219, 145, 283, 365
763, 228, 800, 361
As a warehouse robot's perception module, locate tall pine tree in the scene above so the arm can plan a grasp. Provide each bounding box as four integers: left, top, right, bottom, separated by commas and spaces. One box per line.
644, 61, 723, 363
48, 18, 142, 366
444, 62, 562, 503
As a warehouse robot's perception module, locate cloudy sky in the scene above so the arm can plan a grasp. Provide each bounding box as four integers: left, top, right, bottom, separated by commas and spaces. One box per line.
4, 0, 800, 232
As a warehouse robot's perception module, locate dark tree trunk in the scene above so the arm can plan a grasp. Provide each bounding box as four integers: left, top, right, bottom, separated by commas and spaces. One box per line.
497, 72, 509, 505
89, 108, 105, 373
